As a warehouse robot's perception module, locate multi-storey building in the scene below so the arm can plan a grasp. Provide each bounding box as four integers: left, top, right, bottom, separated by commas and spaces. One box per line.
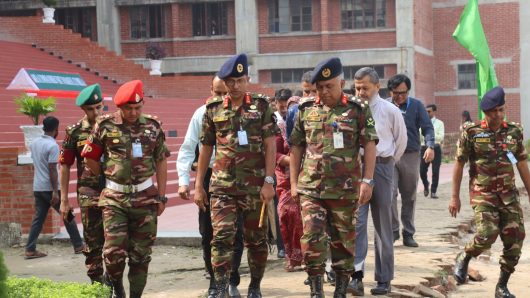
1, 0, 528, 134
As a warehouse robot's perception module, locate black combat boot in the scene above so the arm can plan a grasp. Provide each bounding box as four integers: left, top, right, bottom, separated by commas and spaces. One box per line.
309, 275, 325, 298
333, 274, 350, 298
207, 278, 218, 298
453, 252, 472, 284
215, 277, 229, 298
247, 276, 262, 298
495, 270, 516, 298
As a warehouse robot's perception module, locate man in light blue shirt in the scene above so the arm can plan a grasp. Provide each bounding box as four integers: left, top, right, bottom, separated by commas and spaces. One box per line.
25, 116, 84, 259
177, 76, 243, 298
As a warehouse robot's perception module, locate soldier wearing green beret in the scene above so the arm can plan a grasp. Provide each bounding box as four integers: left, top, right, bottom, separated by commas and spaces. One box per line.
59, 84, 106, 284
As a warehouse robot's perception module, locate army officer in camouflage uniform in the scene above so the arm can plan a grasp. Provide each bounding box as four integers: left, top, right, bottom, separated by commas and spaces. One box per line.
450, 86, 530, 298
194, 54, 277, 298
82, 80, 170, 298
59, 84, 105, 284
290, 57, 378, 298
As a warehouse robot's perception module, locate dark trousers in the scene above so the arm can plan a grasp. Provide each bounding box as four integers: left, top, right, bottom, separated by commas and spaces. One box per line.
420, 145, 442, 194
273, 193, 285, 251
26, 191, 83, 252
199, 168, 244, 286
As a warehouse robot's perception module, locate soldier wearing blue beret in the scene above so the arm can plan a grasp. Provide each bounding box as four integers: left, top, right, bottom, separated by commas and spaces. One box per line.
290, 57, 379, 297
451, 84, 530, 298
480, 86, 505, 111
59, 83, 106, 284
195, 53, 278, 298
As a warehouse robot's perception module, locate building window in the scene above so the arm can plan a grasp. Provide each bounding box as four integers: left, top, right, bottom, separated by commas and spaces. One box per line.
130, 5, 168, 39
271, 68, 312, 84
458, 64, 476, 89
343, 65, 385, 81
268, 0, 312, 33
56, 8, 96, 41
341, 0, 386, 29
192, 2, 228, 36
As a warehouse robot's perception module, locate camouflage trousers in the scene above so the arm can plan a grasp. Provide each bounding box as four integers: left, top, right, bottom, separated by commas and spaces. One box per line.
210, 194, 269, 281
102, 204, 157, 296
300, 195, 357, 276
465, 202, 526, 273
80, 206, 105, 281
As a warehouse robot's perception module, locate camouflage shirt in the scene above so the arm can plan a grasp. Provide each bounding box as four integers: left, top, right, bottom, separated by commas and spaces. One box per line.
88, 112, 170, 207
200, 93, 278, 196
60, 116, 104, 207
290, 94, 379, 200
456, 120, 527, 206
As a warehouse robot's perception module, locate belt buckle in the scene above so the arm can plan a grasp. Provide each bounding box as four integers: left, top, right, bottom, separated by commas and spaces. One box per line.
124, 184, 133, 194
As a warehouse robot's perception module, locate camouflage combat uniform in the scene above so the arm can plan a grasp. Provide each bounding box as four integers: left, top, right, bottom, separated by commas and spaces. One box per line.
456, 120, 527, 273
290, 94, 378, 276
85, 111, 170, 295
59, 116, 105, 281
200, 93, 278, 281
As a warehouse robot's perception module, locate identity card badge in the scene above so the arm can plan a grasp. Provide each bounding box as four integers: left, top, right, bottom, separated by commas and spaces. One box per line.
506, 151, 518, 165
132, 139, 143, 158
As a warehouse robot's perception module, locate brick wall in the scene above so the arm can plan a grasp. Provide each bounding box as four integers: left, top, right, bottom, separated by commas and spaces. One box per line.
0, 148, 60, 235
433, 2, 520, 132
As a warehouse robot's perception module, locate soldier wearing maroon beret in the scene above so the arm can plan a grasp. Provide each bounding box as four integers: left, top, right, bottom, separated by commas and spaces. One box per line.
82, 80, 170, 298
59, 83, 105, 284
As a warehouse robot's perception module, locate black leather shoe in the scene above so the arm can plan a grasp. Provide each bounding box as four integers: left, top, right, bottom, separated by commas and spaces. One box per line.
423, 189, 429, 197
454, 252, 472, 284
393, 231, 400, 243
431, 193, 439, 199
403, 234, 419, 247
207, 279, 218, 298
495, 270, 515, 298
247, 277, 262, 298
277, 249, 285, 259
370, 281, 391, 295
346, 278, 364, 296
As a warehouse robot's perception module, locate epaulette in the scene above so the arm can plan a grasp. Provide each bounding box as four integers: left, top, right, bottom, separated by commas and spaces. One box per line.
96, 113, 114, 124
143, 114, 163, 126
462, 121, 477, 131
508, 121, 524, 131
251, 93, 270, 103
205, 95, 223, 107
298, 96, 316, 110
346, 95, 365, 108
65, 122, 81, 135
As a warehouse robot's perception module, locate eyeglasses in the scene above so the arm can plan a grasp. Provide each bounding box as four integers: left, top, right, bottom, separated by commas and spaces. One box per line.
392, 90, 409, 96
427, 110, 433, 113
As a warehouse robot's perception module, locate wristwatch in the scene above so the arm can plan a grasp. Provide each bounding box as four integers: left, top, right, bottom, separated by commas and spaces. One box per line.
361, 178, 375, 187
264, 176, 275, 184
157, 195, 168, 204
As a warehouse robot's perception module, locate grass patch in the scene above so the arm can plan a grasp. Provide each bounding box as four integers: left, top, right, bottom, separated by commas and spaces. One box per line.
6, 277, 110, 298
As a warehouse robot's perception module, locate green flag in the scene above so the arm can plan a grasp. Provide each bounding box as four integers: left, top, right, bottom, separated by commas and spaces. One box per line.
452, 0, 498, 120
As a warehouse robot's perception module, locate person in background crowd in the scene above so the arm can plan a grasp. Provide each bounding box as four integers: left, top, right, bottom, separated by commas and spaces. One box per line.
387, 74, 435, 248
462, 110, 473, 126
25, 116, 84, 260
420, 104, 445, 199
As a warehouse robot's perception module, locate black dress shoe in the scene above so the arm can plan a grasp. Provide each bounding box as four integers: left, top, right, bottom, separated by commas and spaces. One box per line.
403, 234, 419, 247
370, 281, 391, 295
423, 189, 429, 197
431, 193, 439, 199
277, 249, 285, 259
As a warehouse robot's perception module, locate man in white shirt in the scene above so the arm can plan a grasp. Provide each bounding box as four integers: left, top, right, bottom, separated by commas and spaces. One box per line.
420, 104, 445, 199
348, 67, 407, 296
177, 76, 243, 298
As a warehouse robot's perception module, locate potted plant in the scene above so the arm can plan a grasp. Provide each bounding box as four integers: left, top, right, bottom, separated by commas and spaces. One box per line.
145, 43, 166, 76
42, 0, 58, 24
14, 94, 56, 154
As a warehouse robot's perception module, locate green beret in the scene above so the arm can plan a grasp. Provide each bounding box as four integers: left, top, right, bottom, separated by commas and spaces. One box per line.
76, 84, 102, 106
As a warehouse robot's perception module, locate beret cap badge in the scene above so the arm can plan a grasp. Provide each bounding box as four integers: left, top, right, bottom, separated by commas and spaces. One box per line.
135, 93, 141, 102
322, 68, 331, 78
237, 63, 244, 73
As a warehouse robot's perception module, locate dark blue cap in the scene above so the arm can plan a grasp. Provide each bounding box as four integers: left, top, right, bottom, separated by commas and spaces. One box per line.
310, 57, 343, 84
480, 86, 505, 111
218, 54, 248, 79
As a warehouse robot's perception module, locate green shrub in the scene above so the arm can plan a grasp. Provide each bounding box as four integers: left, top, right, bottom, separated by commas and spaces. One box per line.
0, 251, 8, 298
7, 277, 110, 298
42, 0, 58, 7
14, 94, 56, 125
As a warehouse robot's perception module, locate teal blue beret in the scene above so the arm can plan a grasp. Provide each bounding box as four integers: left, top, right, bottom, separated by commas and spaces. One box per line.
76, 84, 102, 106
